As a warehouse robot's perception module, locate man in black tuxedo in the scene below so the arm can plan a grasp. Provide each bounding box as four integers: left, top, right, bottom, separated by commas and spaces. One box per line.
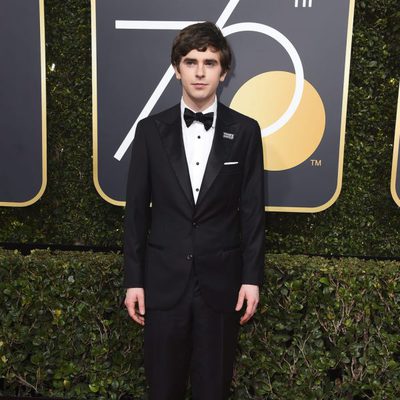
123, 21, 265, 400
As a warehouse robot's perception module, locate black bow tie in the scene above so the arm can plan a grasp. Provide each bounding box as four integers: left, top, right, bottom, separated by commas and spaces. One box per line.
183, 108, 214, 131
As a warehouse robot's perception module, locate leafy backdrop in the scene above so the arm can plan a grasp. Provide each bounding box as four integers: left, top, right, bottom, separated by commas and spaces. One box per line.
1, 2, 400, 399
1, 250, 400, 399
0, 0, 399, 257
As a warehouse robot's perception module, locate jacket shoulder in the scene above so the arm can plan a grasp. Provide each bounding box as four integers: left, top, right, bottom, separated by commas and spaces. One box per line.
140, 104, 180, 125
218, 103, 261, 143
218, 102, 260, 130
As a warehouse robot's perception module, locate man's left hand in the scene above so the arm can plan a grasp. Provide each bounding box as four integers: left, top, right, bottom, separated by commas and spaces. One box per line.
235, 284, 259, 325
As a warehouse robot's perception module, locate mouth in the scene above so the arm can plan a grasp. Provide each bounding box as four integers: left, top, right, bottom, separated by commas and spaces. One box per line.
192, 83, 208, 88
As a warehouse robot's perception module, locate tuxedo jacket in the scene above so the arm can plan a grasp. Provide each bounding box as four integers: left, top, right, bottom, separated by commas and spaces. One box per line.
123, 102, 265, 312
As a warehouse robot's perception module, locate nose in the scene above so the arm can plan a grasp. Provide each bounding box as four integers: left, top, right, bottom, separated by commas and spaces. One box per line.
195, 63, 205, 78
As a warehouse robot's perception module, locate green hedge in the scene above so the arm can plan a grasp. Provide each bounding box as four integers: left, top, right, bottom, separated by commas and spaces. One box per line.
1, 249, 400, 399
0, 1, 399, 257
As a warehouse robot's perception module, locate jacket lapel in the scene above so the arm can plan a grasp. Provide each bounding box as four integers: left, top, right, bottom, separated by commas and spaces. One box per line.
156, 105, 195, 208
156, 102, 239, 210
196, 103, 238, 207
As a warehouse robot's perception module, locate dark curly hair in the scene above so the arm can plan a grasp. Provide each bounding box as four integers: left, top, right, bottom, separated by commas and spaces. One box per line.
171, 21, 232, 74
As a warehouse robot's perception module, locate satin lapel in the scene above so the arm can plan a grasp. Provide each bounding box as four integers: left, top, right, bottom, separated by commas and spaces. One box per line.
156, 111, 195, 208
196, 104, 237, 207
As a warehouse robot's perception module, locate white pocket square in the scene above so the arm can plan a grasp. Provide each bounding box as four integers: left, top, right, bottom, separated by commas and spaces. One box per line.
224, 161, 239, 165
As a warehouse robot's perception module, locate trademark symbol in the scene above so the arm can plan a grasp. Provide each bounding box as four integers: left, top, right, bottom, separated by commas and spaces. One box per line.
310, 159, 322, 166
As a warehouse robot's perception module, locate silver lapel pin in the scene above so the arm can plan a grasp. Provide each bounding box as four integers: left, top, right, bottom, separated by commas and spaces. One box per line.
223, 132, 234, 140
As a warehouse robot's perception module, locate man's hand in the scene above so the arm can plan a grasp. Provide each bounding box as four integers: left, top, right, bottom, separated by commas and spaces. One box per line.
125, 288, 145, 326
235, 284, 259, 325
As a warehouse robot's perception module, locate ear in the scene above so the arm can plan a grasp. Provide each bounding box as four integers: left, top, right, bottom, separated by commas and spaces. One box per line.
219, 71, 227, 82
174, 65, 181, 80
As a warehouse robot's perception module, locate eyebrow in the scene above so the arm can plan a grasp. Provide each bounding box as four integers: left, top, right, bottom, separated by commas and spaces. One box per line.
183, 58, 219, 64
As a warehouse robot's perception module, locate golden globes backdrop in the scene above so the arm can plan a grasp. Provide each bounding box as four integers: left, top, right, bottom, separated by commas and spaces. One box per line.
92, 0, 355, 212
0, 0, 47, 207
391, 84, 400, 207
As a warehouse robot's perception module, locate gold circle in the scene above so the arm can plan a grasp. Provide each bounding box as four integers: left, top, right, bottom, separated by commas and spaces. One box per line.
230, 71, 326, 171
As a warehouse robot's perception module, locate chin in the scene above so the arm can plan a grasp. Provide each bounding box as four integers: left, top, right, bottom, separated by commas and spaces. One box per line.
193, 93, 211, 101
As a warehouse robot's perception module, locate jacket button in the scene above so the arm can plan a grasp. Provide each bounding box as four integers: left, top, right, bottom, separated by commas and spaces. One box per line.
192, 222, 198, 228
186, 254, 193, 261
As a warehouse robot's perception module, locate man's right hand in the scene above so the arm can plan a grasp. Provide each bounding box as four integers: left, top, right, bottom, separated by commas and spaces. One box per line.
124, 288, 145, 326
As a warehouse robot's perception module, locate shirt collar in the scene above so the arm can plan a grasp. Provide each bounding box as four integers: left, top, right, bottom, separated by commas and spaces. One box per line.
180, 97, 218, 129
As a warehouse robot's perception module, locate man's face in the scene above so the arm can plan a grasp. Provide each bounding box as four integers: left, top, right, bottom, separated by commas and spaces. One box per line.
174, 47, 227, 112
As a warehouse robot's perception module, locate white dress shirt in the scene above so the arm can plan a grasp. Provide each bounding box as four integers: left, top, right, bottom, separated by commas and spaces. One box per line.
180, 97, 217, 203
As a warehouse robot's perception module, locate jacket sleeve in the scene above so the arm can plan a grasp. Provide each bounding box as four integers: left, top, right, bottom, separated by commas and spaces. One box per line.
240, 119, 265, 288
123, 119, 151, 288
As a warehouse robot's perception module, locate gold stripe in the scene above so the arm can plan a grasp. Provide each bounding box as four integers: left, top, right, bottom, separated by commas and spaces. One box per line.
1, 0, 47, 207
91, 0, 125, 206
92, 1, 356, 211
390, 84, 400, 206
266, 0, 356, 213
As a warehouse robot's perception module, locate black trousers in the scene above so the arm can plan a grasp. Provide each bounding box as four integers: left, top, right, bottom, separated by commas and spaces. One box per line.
144, 267, 241, 400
